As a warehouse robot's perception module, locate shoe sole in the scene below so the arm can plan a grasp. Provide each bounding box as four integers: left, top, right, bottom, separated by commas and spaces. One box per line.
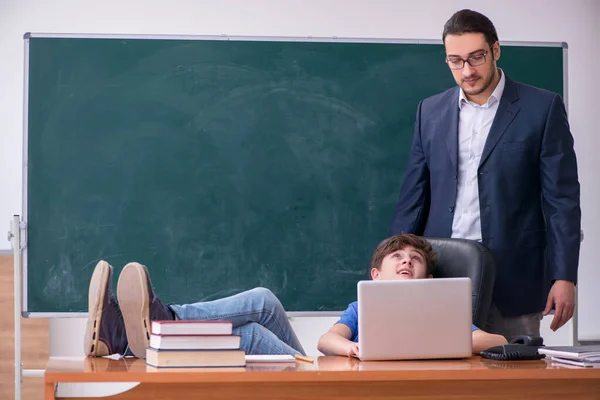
84, 261, 111, 356
117, 262, 151, 359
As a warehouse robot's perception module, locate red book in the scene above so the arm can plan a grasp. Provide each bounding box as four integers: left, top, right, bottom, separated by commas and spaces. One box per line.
146, 347, 246, 368
149, 333, 241, 350
151, 320, 233, 336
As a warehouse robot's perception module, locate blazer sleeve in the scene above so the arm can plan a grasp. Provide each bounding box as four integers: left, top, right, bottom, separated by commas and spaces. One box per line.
390, 101, 430, 235
540, 94, 581, 283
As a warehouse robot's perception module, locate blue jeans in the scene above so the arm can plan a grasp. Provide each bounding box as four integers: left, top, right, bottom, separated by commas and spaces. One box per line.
169, 287, 305, 356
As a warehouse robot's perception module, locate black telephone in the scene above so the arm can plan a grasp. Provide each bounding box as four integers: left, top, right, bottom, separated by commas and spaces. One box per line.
479, 335, 545, 360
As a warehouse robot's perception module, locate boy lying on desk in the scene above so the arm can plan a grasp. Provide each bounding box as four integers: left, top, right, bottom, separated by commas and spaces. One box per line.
317, 234, 508, 357
84, 261, 306, 358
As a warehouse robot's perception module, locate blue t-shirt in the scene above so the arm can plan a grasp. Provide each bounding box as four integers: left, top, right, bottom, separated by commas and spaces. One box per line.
336, 301, 479, 342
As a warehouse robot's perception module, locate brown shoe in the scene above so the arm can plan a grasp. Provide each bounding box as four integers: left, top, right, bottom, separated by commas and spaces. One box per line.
117, 262, 175, 358
84, 261, 127, 356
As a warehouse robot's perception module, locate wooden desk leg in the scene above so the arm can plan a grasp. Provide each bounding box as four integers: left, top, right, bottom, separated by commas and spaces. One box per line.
45, 382, 56, 400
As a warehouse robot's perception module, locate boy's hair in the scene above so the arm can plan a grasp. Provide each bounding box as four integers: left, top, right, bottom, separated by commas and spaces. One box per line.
370, 234, 437, 276
442, 9, 499, 47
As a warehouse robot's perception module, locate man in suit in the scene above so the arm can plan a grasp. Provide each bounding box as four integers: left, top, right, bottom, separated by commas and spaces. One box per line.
391, 9, 581, 340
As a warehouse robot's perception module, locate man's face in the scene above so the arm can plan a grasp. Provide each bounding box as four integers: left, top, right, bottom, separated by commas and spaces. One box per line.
444, 32, 499, 98
371, 245, 432, 281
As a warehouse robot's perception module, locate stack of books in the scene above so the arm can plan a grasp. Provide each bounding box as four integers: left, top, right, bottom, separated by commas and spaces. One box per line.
538, 345, 600, 368
145, 320, 246, 369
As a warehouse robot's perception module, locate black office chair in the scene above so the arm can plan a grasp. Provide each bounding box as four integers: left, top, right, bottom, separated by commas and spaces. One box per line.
425, 237, 496, 329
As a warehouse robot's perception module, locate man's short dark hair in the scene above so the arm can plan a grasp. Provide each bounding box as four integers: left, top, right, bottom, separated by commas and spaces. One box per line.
442, 9, 499, 47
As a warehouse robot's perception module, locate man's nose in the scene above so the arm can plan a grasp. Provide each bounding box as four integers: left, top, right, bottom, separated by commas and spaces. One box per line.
463, 62, 475, 76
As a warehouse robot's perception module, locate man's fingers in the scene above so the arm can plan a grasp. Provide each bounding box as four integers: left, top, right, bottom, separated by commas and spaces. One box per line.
551, 305, 563, 331
551, 301, 574, 331
556, 312, 569, 331
564, 304, 575, 320
545, 282, 576, 331
570, 304, 576, 320
557, 304, 575, 330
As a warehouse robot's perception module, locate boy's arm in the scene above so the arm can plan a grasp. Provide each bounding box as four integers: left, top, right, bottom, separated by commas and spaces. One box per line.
317, 324, 359, 357
471, 329, 507, 354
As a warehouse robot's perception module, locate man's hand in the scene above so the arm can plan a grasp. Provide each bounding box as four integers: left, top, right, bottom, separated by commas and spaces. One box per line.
543, 280, 576, 331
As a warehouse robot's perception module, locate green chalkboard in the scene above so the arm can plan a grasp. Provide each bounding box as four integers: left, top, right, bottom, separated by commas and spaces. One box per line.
24, 36, 565, 313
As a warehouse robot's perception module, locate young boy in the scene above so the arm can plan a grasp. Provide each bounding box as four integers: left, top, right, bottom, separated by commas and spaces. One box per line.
85, 261, 305, 358
317, 234, 507, 357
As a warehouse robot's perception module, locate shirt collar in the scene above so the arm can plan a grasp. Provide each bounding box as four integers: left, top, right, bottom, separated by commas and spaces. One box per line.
458, 68, 506, 109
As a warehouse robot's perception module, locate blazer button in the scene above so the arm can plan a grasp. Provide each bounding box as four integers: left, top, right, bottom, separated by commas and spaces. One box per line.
448, 205, 455, 213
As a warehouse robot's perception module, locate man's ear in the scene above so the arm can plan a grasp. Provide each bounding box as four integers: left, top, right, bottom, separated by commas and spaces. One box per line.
371, 268, 380, 280
492, 41, 501, 62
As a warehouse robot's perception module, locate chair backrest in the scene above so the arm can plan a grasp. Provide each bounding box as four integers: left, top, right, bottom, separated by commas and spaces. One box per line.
425, 237, 496, 329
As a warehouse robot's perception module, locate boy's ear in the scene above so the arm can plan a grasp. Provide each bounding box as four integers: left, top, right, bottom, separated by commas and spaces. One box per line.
427, 274, 433, 279
371, 268, 380, 280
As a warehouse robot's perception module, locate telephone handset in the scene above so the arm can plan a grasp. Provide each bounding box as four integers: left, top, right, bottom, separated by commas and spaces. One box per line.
479, 335, 545, 360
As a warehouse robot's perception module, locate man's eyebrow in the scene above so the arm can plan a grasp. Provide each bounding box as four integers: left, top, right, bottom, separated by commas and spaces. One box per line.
447, 48, 487, 58
468, 49, 487, 56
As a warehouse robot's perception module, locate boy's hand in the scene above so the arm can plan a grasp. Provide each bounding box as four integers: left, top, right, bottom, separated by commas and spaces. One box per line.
347, 342, 359, 357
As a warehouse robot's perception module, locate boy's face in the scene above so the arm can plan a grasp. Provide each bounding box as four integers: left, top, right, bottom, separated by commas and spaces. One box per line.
371, 245, 432, 281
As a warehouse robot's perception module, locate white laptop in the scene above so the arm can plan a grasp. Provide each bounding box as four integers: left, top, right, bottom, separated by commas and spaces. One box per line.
357, 277, 473, 361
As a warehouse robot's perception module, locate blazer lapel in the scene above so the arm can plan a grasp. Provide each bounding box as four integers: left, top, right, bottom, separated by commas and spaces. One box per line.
479, 77, 521, 167
444, 88, 460, 173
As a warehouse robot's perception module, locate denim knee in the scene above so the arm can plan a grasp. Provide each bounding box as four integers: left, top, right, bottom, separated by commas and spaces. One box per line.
247, 287, 281, 310
243, 321, 262, 336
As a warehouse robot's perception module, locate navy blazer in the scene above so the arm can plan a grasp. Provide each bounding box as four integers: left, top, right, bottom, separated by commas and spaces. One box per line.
391, 76, 581, 317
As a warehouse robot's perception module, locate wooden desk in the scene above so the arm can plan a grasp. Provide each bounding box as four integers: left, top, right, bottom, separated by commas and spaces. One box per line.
45, 356, 600, 400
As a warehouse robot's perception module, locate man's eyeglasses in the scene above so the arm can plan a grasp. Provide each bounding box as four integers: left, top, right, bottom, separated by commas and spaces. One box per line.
445, 51, 488, 70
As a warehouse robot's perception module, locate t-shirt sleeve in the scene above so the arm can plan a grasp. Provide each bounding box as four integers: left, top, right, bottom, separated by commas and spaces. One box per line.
335, 302, 358, 341
472, 324, 479, 332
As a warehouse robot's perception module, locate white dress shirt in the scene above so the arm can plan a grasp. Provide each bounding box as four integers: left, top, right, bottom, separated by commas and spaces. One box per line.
451, 70, 506, 241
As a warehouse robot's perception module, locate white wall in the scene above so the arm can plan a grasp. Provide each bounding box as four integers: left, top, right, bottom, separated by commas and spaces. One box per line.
2, 0, 599, 347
